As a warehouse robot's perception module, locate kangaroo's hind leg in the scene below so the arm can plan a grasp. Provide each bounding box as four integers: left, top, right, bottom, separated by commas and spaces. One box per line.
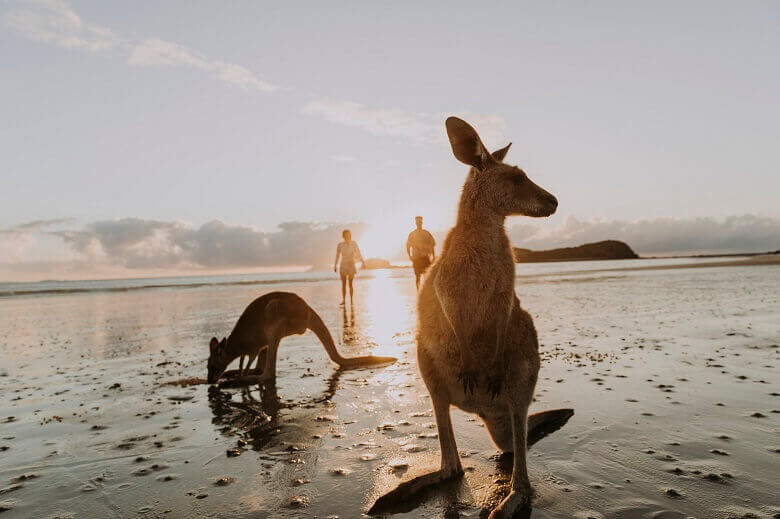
259, 338, 281, 383
488, 402, 532, 519
368, 379, 463, 514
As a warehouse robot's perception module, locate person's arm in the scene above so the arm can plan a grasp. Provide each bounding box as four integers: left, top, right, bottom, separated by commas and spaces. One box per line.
406, 233, 413, 260
334, 243, 341, 272
429, 232, 436, 261
355, 243, 364, 268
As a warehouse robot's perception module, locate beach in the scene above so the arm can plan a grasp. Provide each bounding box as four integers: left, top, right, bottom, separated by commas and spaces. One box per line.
0, 257, 778, 518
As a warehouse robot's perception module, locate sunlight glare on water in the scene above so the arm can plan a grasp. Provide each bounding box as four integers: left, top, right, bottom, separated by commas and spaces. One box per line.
362, 270, 415, 359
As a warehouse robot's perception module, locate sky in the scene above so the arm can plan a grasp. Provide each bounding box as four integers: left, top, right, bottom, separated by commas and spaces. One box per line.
1, 1, 779, 280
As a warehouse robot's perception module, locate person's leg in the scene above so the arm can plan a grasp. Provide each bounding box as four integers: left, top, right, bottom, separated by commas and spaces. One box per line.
348, 274, 354, 304
340, 273, 347, 304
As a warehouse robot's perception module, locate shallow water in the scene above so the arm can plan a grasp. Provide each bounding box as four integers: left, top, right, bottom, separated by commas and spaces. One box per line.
0, 263, 778, 518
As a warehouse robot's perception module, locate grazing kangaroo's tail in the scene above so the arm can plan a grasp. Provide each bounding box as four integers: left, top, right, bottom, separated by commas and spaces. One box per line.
306, 306, 397, 368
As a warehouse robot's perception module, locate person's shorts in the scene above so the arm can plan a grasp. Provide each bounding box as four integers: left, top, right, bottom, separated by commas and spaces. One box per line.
340, 263, 357, 277
412, 256, 431, 276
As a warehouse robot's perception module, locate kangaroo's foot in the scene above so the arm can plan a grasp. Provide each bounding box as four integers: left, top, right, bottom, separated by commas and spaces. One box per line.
488, 485, 533, 519
257, 372, 275, 385
367, 468, 463, 515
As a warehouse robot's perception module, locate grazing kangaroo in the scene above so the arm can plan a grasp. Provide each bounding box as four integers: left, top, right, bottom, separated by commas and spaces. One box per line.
371, 117, 569, 518
207, 291, 396, 384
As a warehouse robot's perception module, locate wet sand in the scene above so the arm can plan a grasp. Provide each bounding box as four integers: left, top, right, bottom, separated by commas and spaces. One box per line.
1, 262, 778, 518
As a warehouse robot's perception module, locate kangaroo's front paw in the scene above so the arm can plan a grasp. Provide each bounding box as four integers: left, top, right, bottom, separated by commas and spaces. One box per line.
458, 369, 478, 395
488, 487, 532, 519
485, 373, 503, 398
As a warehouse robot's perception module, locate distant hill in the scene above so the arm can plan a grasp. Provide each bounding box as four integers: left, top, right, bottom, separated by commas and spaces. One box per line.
513, 240, 638, 263
362, 257, 393, 269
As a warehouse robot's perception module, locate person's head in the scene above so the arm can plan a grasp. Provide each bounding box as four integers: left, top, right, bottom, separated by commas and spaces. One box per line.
415, 216, 423, 229
342, 229, 352, 242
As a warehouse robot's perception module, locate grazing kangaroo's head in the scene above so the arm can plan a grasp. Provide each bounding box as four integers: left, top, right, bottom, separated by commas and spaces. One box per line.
445, 116, 557, 219
207, 337, 229, 384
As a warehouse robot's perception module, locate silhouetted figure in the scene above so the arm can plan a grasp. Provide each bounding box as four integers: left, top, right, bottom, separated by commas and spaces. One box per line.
334, 229, 364, 305
406, 216, 436, 289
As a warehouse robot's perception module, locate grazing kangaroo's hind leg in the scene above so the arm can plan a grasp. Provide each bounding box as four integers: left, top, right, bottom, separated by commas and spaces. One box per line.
259, 299, 285, 383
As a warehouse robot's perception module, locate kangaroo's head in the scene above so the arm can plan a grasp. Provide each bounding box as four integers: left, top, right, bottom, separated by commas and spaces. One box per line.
207, 336, 229, 384
445, 116, 557, 219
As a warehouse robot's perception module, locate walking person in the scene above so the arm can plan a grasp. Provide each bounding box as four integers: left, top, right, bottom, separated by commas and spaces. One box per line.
334, 229, 364, 305
406, 216, 436, 290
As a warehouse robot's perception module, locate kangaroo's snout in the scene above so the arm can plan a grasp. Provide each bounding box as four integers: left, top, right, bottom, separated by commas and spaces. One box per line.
544, 193, 558, 214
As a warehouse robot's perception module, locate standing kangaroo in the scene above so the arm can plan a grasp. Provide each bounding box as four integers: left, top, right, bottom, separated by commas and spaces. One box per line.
207, 292, 396, 384
372, 117, 569, 518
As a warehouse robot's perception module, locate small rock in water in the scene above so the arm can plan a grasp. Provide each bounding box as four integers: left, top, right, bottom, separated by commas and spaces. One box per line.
290, 495, 309, 508
402, 444, 425, 453
12, 474, 38, 482
329, 467, 351, 476
664, 487, 682, 498
214, 476, 234, 486
389, 460, 409, 471
710, 449, 729, 456
292, 477, 309, 486
195, 493, 208, 499
360, 453, 378, 461
226, 448, 242, 458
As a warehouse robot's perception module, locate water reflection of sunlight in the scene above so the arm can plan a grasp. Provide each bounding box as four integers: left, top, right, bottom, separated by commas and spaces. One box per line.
362, 270, 412, 358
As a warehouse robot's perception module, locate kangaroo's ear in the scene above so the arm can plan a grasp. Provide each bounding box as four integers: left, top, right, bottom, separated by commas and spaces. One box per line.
209, 337, 219, 353
445, 117, 494, 171
492, 143, 512, 163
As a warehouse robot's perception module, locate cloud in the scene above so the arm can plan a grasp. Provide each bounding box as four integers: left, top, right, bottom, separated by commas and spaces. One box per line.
3, 214, 777, 280
302, 98, 505, 145
4, 1, 277, 93
34, 218, 368, 270
128, 38, 278, 92
3, 0, 118, 51
508, 215, 780, 255
0, 217, 75, 233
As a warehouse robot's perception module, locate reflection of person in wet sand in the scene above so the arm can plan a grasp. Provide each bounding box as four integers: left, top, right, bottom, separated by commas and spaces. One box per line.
334, 229, 364, 305
406, 216, 436, 289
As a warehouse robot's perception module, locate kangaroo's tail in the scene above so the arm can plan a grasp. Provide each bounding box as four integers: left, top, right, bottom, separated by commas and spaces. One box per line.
527, 408, 574, 447
306, 306, 397, 368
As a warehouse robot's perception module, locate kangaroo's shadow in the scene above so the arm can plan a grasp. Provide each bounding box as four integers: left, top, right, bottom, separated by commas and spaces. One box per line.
368, 408, 574, 517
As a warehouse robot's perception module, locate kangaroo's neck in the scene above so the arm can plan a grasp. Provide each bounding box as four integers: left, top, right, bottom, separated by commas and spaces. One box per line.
454, 185, 507, 242
223, 335, 246, 365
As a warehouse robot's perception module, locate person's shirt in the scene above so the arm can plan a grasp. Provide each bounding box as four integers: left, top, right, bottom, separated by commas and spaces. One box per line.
337, 241, 363, 267
407, 229, 435, 258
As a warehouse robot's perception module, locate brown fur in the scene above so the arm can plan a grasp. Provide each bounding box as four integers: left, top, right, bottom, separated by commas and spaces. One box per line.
412, 117, 558, 517
207, 291, 396, 384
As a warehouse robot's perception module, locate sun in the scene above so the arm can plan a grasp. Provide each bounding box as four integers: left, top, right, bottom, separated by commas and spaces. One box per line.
358, 217, 413, 262
358, 220, 409, 261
